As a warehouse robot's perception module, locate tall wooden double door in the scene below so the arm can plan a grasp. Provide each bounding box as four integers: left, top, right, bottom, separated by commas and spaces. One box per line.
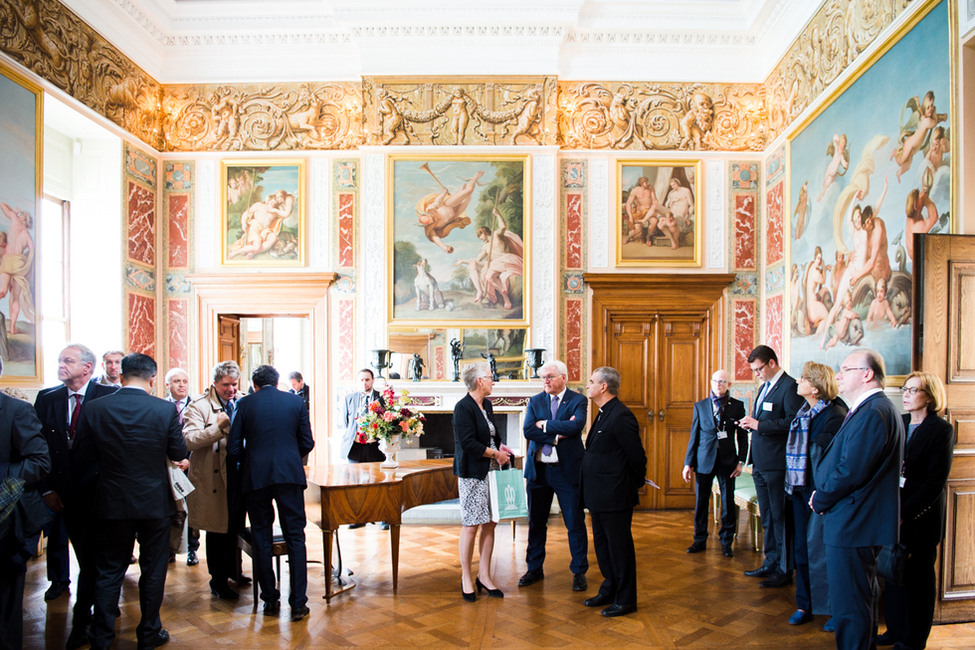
586, 274, 735, 510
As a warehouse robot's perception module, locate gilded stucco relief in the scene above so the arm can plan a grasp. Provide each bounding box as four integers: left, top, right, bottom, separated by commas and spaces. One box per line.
362, 76, 558, 146
0, 0, 162, 147
162, 82, 364, 151
557, 82, 767, 152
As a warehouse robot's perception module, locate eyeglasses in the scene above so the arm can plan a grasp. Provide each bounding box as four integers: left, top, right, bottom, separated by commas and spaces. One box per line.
901, 387, 926, 396
750, 361, 769, 375
540, 374, 560, 381
710, 379, 728, 385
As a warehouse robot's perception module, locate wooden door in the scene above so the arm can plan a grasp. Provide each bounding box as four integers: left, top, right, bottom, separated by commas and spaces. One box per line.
587, 274, 734, 510
218, 315, 240, 364
915, 234, 975, 623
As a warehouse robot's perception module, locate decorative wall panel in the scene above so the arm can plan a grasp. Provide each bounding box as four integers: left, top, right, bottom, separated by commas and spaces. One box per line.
765, 181, 785, 267
167, 298, 188, 371
163, 160, 194, 373
732, 298, 757, 382
123, 144, 159, 363
765, 293, 784, 359
561, 159, 588, 383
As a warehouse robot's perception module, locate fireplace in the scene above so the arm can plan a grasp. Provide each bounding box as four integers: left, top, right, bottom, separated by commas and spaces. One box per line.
416, 412, 513, 456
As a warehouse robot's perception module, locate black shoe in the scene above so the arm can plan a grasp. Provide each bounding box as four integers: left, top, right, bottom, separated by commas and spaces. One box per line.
263, 600, 280, 615
186, 550, 199, 566
572, 573, 588, 591
348, 523, 365, 529
722, 546, 734, 557
66, 625, 89, 650
137, 629, 169, 650
462, 590, 476, 602
760, 571, 793, 588
209, 580, 239, 600
601, 603, 637, 617
584, 593, 613, 608
743, 566, 775, 578
235, 574, 252, 586
45, 581, 69, 601
876, 632, 896, 646
686, 541, 707, 554
291, 605, 311, 622
518, 568, 544, 587
168, 554, 176, 564
475, 577, 504, 598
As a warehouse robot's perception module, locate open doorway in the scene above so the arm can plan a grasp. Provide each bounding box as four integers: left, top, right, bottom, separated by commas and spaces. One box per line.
238, 316, 312, 395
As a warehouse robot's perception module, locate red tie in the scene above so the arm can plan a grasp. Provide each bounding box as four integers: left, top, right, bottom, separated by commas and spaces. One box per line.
68, 394, 82, 440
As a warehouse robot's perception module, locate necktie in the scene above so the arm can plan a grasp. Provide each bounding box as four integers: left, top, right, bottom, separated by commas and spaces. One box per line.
754, 382, 769, 417
542, 395, 559, 456
68, 394, 82, 440
225, 399, 235, 422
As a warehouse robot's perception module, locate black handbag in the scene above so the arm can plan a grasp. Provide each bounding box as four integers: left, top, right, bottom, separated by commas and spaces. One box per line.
877, 542, 908, 585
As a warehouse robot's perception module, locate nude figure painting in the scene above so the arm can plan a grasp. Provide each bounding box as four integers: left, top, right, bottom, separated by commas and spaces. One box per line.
222, 161, 304, 266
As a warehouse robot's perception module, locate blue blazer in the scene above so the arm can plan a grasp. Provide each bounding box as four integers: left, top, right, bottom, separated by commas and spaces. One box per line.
811, 391, 904, 547
227, 386, 314, 493
684, 396, 747, 475
748, 372, 804, 471
522, 388, 587, 488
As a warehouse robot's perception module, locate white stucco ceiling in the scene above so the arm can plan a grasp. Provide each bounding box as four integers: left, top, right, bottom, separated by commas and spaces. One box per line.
62, 0, 823, 83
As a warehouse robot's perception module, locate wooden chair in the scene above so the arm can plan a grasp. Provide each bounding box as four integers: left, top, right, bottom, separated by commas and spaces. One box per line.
237, 525, 288, 584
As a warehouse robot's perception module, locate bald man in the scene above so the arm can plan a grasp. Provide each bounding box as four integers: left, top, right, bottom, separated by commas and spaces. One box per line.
682, 370, 748, 557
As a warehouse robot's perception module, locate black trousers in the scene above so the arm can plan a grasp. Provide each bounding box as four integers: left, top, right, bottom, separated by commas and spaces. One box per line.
590, 509, 637, 608
692, 468, 737, 547
826, 544, 880, 650
89, 517, 170, 649
0, 564, 25, 650
753, 468, 792, 573
244, 484, 308, 608
884, 541, 938, 649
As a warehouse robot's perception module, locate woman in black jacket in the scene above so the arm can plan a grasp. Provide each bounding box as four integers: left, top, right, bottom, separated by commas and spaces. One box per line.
452, 362, 514, 602
878, 371, 953, 650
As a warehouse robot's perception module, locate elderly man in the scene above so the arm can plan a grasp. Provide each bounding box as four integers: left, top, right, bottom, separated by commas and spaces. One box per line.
811, 349, 903, 650
289, 371, 310, 411
519, 360, 589, 591
165, 368, 199, 566
579, 367, 647, 617
682, 369, 748, 557
96, 350, 124, 387
183, 361, 247, 600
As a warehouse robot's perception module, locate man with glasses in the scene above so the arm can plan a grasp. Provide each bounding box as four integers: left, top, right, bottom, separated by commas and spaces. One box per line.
739, 345, 803, 588
519, 360, 589, 591
682, 369, 748, 557
810, 349, 903, 650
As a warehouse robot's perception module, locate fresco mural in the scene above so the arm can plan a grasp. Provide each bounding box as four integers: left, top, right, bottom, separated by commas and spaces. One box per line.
788, 0, 950, 379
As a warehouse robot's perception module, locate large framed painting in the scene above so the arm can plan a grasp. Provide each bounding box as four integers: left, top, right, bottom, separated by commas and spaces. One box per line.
221, 160, 304, 266
787, 0, 950, 381
0, 62, 43, 387
616, 160, 702, 267
388, 155, 530, 326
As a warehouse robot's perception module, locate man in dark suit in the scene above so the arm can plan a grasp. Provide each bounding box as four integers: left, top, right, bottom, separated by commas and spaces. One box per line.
519, 360, 589, 591
739, 345, 803, 587
33, 343, 117, 647
682, 369, 748, 557
228, 365, 315, 622
71, 353, 188, 650
579, 367, 647, 617
289, 371, 311, 411
0, 356, 50, 650
811, 349, 903, 650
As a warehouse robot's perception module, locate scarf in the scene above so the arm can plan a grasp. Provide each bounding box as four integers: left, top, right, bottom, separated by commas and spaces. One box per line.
785, 398, 829, 494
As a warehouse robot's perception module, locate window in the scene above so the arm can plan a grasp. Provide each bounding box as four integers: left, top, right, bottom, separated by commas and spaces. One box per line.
40, 196, 69, 384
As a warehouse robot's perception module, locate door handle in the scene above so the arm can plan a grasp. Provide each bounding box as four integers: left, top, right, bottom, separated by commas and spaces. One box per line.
658, 410, 665, 422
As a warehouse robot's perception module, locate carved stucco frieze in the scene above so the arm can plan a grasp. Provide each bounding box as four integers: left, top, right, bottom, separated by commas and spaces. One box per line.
362, 76, 558, 146
558, 81, 766, 152
162, 82, 364, 151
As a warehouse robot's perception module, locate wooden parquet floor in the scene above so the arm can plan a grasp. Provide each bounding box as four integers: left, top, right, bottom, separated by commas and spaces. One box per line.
25, 509, 975, 649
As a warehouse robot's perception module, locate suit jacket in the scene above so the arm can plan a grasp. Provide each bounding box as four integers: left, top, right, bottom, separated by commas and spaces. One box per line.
0, 393, 50, 541
522, 388, 587, 488
749, 371, 804, 472
339, 389, 382, 461
684, 396, 747, 475
811, 391, 904, 547
33, 380, 117, 499
806, 399, 848, 492
291, 384, 311, 411
71, 387, 188, 520
227, 386, 314, 493
452, 393, 501, 480
580, 397, 647, 512
900, 412, 954, 547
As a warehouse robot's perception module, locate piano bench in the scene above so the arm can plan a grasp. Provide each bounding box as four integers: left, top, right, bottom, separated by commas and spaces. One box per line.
237, 525, 288, 584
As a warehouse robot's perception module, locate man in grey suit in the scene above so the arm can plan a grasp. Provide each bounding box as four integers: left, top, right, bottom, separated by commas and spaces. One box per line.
682, 369, 748, 557
338, 368, 386, 529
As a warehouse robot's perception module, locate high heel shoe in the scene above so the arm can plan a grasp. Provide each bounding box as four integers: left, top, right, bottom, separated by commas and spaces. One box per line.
462, 589, 476, 602
475, 577, 504, 598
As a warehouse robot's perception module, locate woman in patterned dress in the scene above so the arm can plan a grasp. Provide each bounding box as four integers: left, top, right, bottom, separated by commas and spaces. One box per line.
452, 362, 515, 601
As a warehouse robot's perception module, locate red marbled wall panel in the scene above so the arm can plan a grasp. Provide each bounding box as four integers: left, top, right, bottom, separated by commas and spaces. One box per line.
338, 299, 354, 381
127, 293, 155, 357
566, 193, 583, 270
766, 181, 784, 266
167, 299, 188, 370
732, 299, 756, 382
127, 182, 155, 266
167, 194, 189, 269
338, 193, 355, 269
733, 193, 756, 271
435, 347, 444, 381
566, 298, 583, 382
765, 294, 784, 361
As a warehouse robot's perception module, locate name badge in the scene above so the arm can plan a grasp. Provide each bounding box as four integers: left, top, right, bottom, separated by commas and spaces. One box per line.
762, 402, 773, 412
899, 476, 906, 488
717, 430, 728, 440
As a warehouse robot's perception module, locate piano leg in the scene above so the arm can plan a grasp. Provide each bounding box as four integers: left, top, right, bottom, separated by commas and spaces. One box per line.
390, 523, 401, 592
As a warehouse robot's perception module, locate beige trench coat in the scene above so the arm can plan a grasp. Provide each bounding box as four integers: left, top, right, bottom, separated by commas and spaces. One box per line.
183, 386, 244, 533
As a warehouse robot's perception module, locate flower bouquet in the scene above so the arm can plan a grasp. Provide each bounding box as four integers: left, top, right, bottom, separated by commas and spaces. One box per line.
355, 385, 425, 468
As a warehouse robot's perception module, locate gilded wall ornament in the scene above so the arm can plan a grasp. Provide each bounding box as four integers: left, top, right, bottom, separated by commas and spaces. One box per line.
558, 82, 766, 152
162, 82, 363, 151
0, 0, 162, 147
362, 76, 557, 146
